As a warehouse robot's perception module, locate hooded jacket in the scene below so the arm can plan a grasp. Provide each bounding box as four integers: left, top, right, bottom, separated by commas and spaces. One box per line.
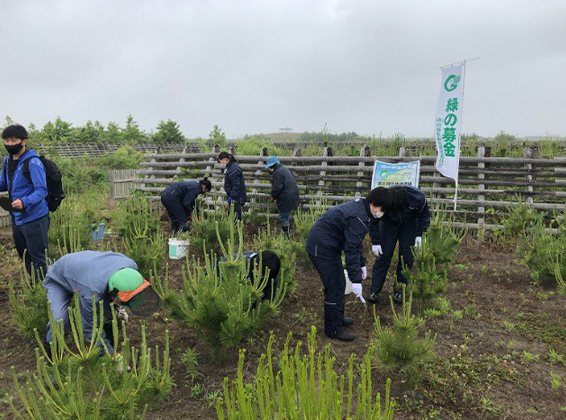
270, 163, 300, 213
0, 149, 48, 225
306, 198, 371, 283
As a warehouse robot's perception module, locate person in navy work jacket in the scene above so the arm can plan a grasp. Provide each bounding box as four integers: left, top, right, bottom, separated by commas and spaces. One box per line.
306, 187, 392, 342
160, 178, 212, 233
265, 156, 300, 237
217, 152, 247, 221
43, 251, 159, 356
0, 124, 49, 281
368, 185, 431, 305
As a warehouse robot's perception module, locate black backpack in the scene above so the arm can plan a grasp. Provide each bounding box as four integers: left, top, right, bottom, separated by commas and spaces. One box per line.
23, 156, 66, 212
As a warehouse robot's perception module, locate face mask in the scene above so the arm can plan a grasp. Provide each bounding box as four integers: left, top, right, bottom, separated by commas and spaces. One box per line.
372, 210, 384, 219
4, 143, 23, 155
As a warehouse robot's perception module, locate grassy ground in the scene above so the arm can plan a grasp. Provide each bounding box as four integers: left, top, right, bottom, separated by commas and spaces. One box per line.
0, 228, 565, 419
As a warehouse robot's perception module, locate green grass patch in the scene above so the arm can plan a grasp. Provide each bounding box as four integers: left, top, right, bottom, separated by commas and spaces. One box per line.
514, 312, 566, 353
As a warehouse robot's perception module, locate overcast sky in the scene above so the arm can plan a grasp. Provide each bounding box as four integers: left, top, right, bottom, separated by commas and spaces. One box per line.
1, 0, 565, 139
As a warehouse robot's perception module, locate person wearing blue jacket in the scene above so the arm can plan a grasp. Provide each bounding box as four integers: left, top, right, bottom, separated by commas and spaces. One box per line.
368, 185, 431, 304
306, 187, 391, 341
160, 178, 212, 233
0, 124, 49, 281
43, 251, 158, 355
217, 152, 247, 221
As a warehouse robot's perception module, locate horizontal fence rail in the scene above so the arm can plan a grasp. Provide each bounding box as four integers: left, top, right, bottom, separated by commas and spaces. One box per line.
110, 145, 566, 230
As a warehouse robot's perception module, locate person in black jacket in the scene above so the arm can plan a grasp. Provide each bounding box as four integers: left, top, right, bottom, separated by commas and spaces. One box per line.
217, 152, 247, 221
265, 156, 299, 237
160, 178, 212, 233
306, 187, 392, 342
368, 185, 431, 304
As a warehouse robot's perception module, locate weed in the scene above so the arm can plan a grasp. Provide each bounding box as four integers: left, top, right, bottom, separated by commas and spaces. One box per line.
514, 312, 566, 353
181, 347, 200, 382
190, 383, 203, 398
521, 351, 539, 364
546, 348, 566, 366
205, 390, 223, 408
550, 372, 562, 389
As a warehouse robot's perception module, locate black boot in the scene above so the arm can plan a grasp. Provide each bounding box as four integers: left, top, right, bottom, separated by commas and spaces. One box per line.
282, 225, 290, 239
333, 330, 356, 342
343, 317, 354, 327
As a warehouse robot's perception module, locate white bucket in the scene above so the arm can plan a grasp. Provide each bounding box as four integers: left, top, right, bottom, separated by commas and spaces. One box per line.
168, 239, 190, 259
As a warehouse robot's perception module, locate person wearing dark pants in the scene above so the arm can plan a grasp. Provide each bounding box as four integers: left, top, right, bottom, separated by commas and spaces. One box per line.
306, 188, 391, 342
265, 156, 299, 237
368, 185, 431, 304
0, 124, 49, 281
217, 152, 247, 221
160, 178, 211, 234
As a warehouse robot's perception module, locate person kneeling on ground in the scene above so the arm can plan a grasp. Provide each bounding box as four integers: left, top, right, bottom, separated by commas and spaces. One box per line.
160, 177, 212, 234
218, 250, 281, 300
43, 251, 160, 356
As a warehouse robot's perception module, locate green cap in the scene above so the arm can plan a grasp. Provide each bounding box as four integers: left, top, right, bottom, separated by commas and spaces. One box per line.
108, 268, 143, 292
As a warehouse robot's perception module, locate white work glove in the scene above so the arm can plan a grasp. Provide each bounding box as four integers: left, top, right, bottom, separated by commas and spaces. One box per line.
414, 236, 422, 247
361, 266, 367, 280
116, 306, 129, 323
372, 244, 383, 257
351, 283, 366, 303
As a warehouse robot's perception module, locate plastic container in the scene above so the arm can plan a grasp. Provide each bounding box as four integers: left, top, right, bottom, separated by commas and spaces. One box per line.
91, 222, 105, 241
168, 238, 190, 259
344, 269, 352, 294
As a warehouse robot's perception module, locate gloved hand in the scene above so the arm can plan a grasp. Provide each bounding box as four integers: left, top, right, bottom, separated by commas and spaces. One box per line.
361, 266, 367, 280
227, 197, 233, 205
414, 236, 422, 247
372, 244, 383, 257
351, 283, 366, 303
116, 306, 129, 323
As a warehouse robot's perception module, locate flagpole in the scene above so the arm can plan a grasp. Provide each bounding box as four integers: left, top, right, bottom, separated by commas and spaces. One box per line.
439, 57, 480, 211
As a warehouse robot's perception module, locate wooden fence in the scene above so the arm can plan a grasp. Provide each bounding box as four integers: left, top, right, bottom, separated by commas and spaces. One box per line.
121, 145, 566, 230
4, 145, 565, 231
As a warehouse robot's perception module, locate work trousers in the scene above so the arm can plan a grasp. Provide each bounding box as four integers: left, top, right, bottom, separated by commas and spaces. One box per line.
308, 253, 346, 338
161, 194, 189, 234
371, 215, 417, 294
12, 214, 49, 282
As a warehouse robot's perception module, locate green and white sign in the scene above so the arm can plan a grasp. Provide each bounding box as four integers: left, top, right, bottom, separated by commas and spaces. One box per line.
435, 64, 464, 182
371, 160, 420, 189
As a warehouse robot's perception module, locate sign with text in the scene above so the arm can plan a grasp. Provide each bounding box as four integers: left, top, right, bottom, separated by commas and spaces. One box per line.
435, 64, 464, 182
371, 160, 420, 189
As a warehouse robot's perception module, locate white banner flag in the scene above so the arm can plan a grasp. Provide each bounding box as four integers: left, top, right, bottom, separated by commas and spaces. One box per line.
434, 64, 464, 182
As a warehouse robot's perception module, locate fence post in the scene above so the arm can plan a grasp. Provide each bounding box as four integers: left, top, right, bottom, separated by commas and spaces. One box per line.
206, 145, 221, 210
524, 146, 535, 205
477, 146, 486, 226
357, 145, 370, 196
252, 147, 268, 213
317, 147, 332, 206
175, 146, 188, 181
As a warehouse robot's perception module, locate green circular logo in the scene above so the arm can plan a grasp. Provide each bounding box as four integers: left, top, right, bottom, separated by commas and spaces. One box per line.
380, 170, 389, 178
444, 74, 461, 92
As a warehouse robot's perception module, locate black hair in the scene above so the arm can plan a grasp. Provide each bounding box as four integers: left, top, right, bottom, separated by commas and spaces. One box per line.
249, 251, 281, 300
388, 186, 408, 212
199, 177, 212, 192
366, 187, 391, 211
2, 124, 28, 140
217, 151, 237, 163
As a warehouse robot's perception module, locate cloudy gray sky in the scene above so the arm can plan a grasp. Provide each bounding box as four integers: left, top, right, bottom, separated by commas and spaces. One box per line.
1, 0, 565, 138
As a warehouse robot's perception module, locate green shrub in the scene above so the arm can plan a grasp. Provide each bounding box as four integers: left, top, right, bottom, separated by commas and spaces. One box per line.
153, 222, 286, 359
110, 193, 160, 238
190, 209, 234, 256
217, 327, 395, 419
373, 291, 435, 370
8, 268, 49, 339
8, 295, 172, 419
99, 145, 144, 169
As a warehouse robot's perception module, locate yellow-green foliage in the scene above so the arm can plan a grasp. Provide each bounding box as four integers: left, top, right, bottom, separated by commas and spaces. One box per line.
217, 327, 395, 420
7, 295, 172, 419
8, 267, 49, 339
373, 292, 435, 370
